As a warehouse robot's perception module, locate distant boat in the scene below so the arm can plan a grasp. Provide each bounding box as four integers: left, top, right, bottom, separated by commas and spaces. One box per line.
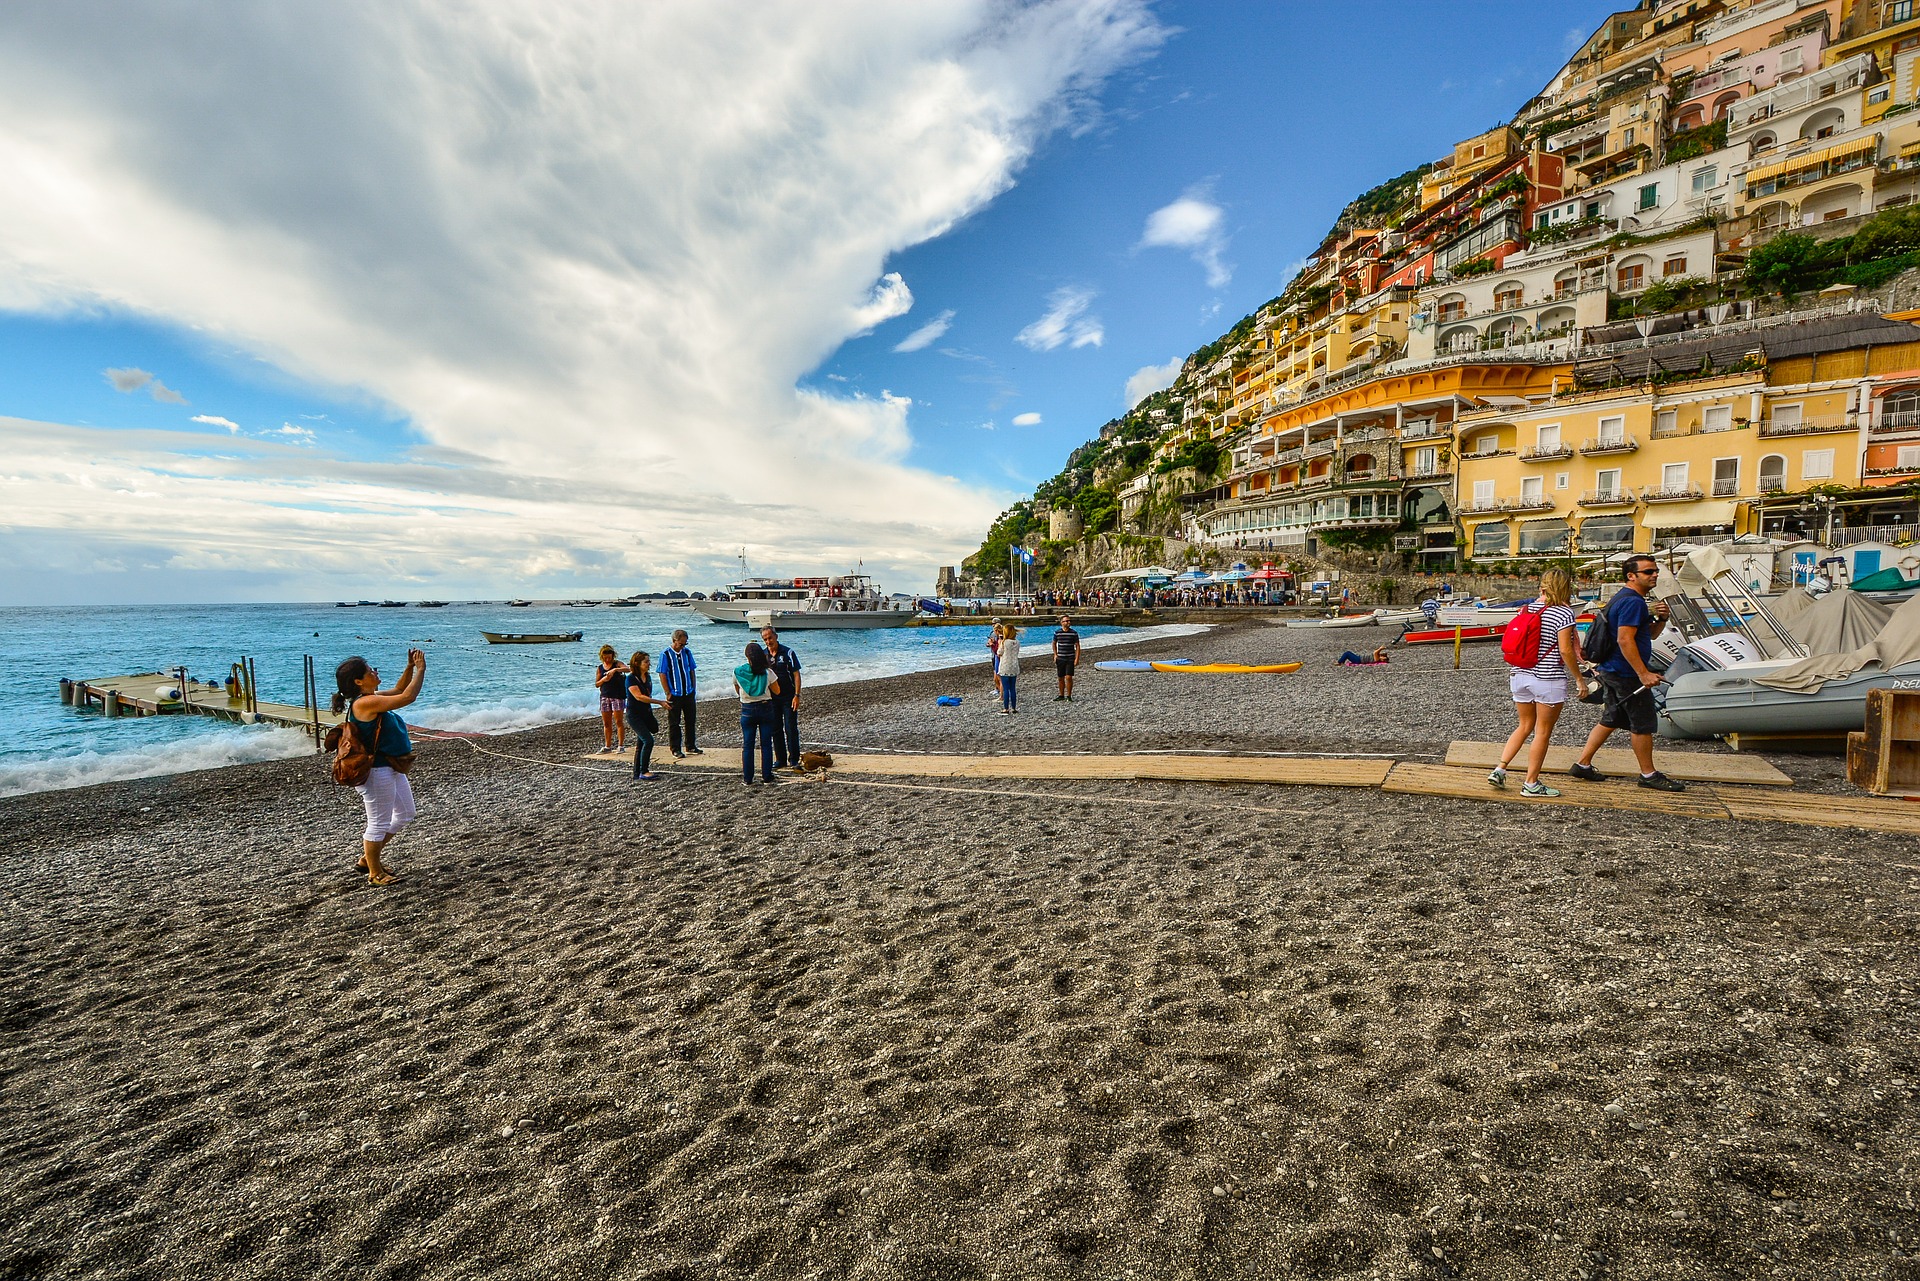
567, 601, 599, 607
507, 599, 532, 607
336, 602, 358, 608
481, 630, 584, 644
607, 600, 639, 608
415, 600, 449, 607
357, 600, 378, 607
379, 600, 406, 608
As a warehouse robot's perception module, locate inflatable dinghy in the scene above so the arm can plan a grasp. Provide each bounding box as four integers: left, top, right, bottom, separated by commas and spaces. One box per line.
1093, 658, 1194, 672
1149, 661, 1302, 674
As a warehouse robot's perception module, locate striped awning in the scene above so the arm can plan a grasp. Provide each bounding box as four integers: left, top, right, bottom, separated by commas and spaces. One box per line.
1744, 136, 1879, 187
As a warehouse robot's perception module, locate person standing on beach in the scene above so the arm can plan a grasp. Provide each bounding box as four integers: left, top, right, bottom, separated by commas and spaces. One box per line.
733, 641, 779, 784
333, 650, 424, 886
625, 650, 667, 781
660, 629, 702, 758
1569, 555, 1686, 792
759, 625, 803, 772
996, 622, 1022, 714
1488, 568, 1590, 798
594, 645, 629, 753
1052, 615, 1081, 702
987, 619, 1004, 701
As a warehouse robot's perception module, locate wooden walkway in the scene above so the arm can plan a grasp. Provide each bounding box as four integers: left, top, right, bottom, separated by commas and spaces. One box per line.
1442, 740, 1793, 787
70, 671, 338, 734
587, 746, 1920, 836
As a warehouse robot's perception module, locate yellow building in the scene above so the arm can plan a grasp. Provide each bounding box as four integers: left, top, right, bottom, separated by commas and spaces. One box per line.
1419, 126, 1524, 208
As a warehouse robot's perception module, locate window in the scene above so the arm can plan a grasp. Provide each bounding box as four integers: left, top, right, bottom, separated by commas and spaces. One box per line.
1639, 183, 1659, 210
1475, 433, 1499, 455
1472, 144, 1486, 159
1585, 201, 1603, 219
1494, 285, 1524, 311
1803, 448, 1834, 480
1703, 404, 1732, 431
1579, 514, 1635, 552
1473, 479, 1496, 506
1414, 445, 1438, 475
1595, 467, 1623, 496
1472, 523, 1511, 557
1896, 0, 1914, 21
1624, 127, 1636, 147
1655, 408, 1678, 435
1759, 454, 1787, 492
1618, 263, 1645, 290
1520, 519, 1571, 554
1598, 415, 1626, 444
1521, 476, 1545, 502
1713, 457, 1740, 497
1781, 46, 1804, 71
1536, 212, 1551, 230
1554, 269, 1579, 299
1871, 84, 1892, 104
1692, 165, 1718, 193
1665, 256, 1689, 277
1537, 424, 1561, 451
1662, 462, 1690, 489
1555, 472, 1570, 489
1772, 402, 1803, 429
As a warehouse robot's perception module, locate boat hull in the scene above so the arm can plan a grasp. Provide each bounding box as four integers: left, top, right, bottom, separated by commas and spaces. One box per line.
744, 608, 916, 629
1400, 625, 1502, 645
1660, 662, 1920, 738
481, 631, 584, 644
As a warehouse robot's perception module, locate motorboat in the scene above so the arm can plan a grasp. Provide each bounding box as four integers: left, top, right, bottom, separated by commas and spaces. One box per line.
415, 600, 448, 607
696, 572, 917, 629
507, 599, 532, 607
481, 630, 584, 644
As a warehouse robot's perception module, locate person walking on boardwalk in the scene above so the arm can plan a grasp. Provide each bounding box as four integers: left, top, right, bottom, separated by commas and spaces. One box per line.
625, 650, 668, 781
759, 624, 803, 771
1488, 568, 1590, 798
1569, 554, 1686, 791
1052, 614, 1081, 702
996, 622, 1022, 714
594, 645, 629, 753
333, 650, 424, 886
733, 641, 780, 785
660, 629, 702, 758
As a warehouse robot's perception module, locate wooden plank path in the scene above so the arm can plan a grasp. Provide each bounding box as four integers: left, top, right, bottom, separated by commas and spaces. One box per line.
585, 747, 1920, 835
1443, 740, 1793, 787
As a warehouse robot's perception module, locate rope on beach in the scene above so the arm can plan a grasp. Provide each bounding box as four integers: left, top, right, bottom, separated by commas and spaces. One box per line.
801, 739, 1430, 761
820, 775, 1320, 817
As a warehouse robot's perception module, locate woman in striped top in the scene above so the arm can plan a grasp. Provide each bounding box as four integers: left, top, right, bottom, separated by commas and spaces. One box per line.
1489, 568, 1592, 798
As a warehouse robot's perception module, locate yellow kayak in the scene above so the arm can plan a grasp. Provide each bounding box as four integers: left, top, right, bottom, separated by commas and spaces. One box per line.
1149, 661, 1302, 674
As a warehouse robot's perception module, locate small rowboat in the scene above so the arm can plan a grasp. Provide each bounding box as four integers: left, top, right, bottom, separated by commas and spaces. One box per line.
1149, 661, 1303, 674
481, 630, 584, 644
1399, 625, 1501, 646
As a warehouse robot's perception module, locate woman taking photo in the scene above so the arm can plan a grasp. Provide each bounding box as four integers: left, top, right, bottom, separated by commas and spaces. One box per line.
733, 641, 780, 785
625, 650, 667, 781
332, 650, 425, 885
1489, 567, 1590, 798
594, 645, 630, 753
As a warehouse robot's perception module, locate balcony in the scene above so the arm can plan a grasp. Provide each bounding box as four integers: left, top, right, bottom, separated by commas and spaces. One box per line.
1406, 465, 1454, 482
1642, 483, 1705, 503
1461, 495, 1556, 516
1459, 446, 1512, 461
1759, 476, 1787, 494
1871, 409, 1920, 436
1711, 478, 1742, 498
1578, 489, 1636, 507
1758, 415, 1852, 438
1580, 435, 1639, 455
1865, 463, 1920, 478
1520, 442, 1574, 463
1399, 421, 1450, 442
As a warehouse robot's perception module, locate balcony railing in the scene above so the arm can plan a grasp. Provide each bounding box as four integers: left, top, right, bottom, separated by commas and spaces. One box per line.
1758, 415, 1853, 437
1459, 446, 1512, 460
1462, 495, 1556, 515
1578, 489, 1635, 507
1711, 478, 1741, 497
1520, 443, 1574, 462
1642, 483, 1705, 503
1864, 464, 1920, 477
1406, 465, 1454, 481
1759, 476, 1787, 493
1871, 409, 1920, 435
1580, 435, 1638, 455
1399, 422, 1450, 441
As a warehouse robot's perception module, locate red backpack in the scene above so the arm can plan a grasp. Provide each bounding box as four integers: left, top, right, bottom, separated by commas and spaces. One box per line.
1500, 604, 1547, 669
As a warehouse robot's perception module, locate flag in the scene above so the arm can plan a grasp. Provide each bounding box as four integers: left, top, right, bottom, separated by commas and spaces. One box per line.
1016, 546, 1035, 565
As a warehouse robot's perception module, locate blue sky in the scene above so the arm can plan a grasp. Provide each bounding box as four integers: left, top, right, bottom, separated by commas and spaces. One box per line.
0, 1, 1602, 603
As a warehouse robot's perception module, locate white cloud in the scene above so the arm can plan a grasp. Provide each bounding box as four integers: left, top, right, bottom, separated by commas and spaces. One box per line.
1124, 356, 1181, 408
1011, 411, 1042, 426
0, 1, 1167, 598
1138, 187, 1229, 288
191, 414, 241, 433
893, 308, 954, 352
103, 366, 186, 403
276, 423, 316, 442
1016, 286, 1103, 351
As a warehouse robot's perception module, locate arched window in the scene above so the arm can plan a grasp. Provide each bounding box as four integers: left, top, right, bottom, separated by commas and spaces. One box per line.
1493, 284, 1524, 311
1345, 452, 1376, 478
1759, 454, 1787, 493
1553, 269, 1579, 300
1441, 325, 1479, 354
1800, 106, 1845, 141
1436, 293, 1470, 322
1750, 132, 1777, 157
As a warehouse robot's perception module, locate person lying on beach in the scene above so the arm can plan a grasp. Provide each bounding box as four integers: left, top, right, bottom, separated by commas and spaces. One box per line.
332, 650, 425, 886
1336, 648, 1390, 666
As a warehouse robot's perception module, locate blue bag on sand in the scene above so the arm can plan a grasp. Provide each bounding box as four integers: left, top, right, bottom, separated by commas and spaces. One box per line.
936, 695, 962, 706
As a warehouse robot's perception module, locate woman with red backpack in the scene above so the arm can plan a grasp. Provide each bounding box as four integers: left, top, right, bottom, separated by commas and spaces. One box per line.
1489, 568, 1591, 798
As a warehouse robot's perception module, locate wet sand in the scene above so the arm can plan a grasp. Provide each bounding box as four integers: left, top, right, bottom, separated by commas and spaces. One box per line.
4, 621, 1918, 1279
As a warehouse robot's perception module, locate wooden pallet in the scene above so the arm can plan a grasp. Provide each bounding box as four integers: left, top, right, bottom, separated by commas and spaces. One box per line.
1444, 741, 1792, 787
1848, 689, 1920, 797
1381, 762, 1731, 818
1718, 789, 1920, 835
1722, 730, 1847, 755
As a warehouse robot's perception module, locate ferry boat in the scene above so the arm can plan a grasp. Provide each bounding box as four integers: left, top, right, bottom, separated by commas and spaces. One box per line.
694, 573, 917, 629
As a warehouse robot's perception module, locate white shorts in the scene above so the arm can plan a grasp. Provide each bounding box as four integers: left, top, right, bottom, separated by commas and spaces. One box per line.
1510, 668, 1569, 705
355, 765, 417, 842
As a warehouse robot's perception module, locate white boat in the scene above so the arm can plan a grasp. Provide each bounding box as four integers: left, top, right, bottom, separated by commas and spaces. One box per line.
695, 573, 917, 629
1435, 601, 1524, 629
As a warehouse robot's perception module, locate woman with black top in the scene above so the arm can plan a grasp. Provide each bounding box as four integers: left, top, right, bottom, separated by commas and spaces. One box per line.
331, 650, 425, 885
625, 650, 667, 781
594, 645, 629, 753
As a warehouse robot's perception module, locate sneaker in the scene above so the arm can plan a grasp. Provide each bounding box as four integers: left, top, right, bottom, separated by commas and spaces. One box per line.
1486, 766, 1508, 790
1569, 762, 1605, 782
688, 747, 704, 755
672, 751, 685, 759
1055, 694, 1065, 701
1638, 771, 1687, 792
1520, 781, 1561, 798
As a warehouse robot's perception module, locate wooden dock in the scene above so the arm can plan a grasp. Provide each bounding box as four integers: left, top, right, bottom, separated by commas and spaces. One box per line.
66, 669, 340, 739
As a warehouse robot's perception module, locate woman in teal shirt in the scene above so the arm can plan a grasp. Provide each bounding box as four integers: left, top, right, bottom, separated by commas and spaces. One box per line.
331, 649, 425, 884
733, 642, 780, 785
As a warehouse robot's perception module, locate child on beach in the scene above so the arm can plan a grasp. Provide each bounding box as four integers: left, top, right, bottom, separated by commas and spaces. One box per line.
625, 650, 667, 781
332, 650, 425, 886
1489, 568, 1590, 798
594, 645, 629, 753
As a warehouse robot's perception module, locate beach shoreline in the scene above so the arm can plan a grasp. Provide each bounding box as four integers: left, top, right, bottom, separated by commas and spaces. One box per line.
4, 621, 1917, 1280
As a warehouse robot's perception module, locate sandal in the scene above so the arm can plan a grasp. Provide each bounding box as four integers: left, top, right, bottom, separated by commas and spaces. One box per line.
368, 870, 401, 886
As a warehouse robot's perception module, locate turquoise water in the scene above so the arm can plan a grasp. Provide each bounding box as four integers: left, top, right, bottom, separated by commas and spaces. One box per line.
0, 602, 1198, 796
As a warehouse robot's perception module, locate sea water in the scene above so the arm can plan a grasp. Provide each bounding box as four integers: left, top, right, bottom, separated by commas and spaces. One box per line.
0, 602, 1205, 797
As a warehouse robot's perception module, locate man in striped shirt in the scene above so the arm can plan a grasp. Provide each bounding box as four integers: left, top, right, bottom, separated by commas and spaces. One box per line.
660, 629, 702, 758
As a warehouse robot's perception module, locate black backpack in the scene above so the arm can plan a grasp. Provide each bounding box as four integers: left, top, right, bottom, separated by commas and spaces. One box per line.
1581, 595, 1620, 666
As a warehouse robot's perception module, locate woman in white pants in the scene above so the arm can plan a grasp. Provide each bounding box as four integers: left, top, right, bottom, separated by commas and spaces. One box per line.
332, 650, 425, 885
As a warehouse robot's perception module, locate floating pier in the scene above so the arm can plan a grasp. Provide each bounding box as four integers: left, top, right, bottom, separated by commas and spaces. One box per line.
61, 656, 339, 748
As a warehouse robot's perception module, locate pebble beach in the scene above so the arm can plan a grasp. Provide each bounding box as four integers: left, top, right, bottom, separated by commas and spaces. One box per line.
4, 620, 1918, 1280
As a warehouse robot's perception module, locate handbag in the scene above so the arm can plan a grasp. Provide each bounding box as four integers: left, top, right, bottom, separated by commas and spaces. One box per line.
325, 708, 378, 787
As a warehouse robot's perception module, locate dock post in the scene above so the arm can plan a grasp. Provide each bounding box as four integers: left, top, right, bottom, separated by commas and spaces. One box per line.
247, 657, 259, 716
59, 678, 74, 706
103, 690, 121, 718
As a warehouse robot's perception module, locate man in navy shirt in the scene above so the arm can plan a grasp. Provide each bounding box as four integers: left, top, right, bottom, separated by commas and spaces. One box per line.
1051, 615, 1081, 702
1570, 555, 1685, 791
759, 624, 803, 771
659, 629, 702, 758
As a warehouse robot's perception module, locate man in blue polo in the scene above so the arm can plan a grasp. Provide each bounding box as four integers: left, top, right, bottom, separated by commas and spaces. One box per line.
759, 624, 803, 771
659, 628, 702, 758
1569, 554, 1685, 791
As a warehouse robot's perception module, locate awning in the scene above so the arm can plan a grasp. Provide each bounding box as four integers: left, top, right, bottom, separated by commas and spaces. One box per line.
1460, 513, 1509, 526
1641, 499, 1737, 529
1744, 136, 1878, 187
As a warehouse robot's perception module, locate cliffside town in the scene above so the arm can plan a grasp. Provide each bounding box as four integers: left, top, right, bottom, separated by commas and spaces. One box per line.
960, 0, 1920, 595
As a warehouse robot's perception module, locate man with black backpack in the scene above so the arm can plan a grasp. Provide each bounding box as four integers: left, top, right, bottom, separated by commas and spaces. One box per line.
1569, 554, 1686, 791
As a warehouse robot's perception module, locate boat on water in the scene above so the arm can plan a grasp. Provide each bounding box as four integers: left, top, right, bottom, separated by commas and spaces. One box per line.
695, 572, 916, 629
379, 600, 406, 608
607, 600, 639, 608
481, 630, 584, 645
507, 599, 532, 607
415, 600, 449, 608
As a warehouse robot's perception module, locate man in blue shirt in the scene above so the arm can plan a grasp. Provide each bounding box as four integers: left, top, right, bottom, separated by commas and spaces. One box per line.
759, 624, 803, 771
1570, 555, 1685, 791
1051, 615, 1081, 702
659, 629, 702, 758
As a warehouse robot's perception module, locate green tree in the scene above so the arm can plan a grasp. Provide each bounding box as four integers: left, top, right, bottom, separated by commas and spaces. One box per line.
1745, 232, 1819, 296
